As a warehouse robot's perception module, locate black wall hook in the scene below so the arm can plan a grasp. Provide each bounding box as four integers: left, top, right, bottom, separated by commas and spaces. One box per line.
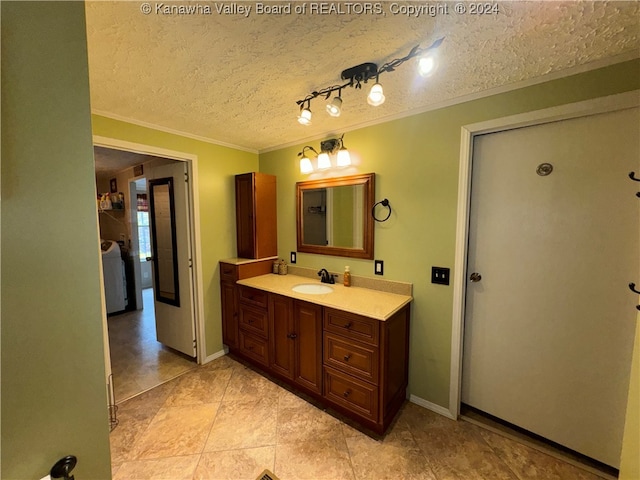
629, 283, 640, 295
50, 456, 77, 480
629, 172, 640, 182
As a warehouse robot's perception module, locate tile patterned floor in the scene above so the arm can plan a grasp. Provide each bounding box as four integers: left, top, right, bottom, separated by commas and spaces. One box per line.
110, 355, 605, 480
108, 288, 197, 402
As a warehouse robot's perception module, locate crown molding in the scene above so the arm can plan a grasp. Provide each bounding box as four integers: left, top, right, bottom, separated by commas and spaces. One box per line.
91, 109, 259, 154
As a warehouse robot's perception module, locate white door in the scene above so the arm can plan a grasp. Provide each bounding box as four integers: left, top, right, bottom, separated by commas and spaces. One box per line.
462, 107, 640, 467
147, 161, 196, 357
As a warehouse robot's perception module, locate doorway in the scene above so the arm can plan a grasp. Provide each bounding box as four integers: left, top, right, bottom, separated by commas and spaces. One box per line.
94, 141, 205, 402
450, 91, 640, 469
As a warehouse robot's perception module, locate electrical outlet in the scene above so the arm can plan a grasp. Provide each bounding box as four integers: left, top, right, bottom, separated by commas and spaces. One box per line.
432, 267, 450, 285
290, 252, 297, 264
375, 260, 384, 276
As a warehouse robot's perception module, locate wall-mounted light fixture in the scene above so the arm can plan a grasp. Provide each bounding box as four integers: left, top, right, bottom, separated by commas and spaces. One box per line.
297, 134, 351, 173
295, 38, 444, 124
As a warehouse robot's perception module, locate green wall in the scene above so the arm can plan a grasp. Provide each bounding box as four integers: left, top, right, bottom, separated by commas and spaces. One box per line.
1, 2, 111, 478
91, 116, 259, 357
259, 59, 640, 408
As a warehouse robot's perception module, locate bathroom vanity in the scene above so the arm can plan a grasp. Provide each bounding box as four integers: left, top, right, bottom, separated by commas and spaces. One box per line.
219, 262, 412, 434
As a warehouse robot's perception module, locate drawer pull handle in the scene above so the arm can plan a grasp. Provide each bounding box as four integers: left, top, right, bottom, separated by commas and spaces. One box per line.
343, 389, 351, 397
248, 318, 255, 324
343, 354, 351, 361
343, 322, 352, 329
247, 345, 254, 350
287, 333, 298, 339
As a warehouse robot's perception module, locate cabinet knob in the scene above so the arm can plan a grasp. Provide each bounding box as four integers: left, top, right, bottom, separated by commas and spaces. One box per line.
248, 318, 255, 324
343, 322, 352, 329
287, 333, 298, 339
343, 354, 351, 361
247, 345, 254, 350
343, 389, 351, 397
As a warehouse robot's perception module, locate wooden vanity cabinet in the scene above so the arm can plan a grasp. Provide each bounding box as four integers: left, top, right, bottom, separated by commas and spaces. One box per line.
226, 283, 410, 434
219, 260, 273, 349
269, 294, 322, 396
235, 172, 277, 259
323, 306, 410, 434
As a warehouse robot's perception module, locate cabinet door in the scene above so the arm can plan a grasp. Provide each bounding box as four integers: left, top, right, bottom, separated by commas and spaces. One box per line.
294, 300, 323, 395
221, 281, 238, 348
269, 294, 295, 380
235, 173, 256, 258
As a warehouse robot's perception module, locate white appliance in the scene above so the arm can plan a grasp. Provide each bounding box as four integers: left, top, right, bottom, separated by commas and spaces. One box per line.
101, 240, 127, 314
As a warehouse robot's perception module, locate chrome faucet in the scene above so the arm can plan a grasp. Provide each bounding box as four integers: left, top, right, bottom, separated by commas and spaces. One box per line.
317, 268, 335, 284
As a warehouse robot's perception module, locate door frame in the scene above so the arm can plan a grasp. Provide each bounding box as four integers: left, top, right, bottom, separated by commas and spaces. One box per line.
93, 135, 207, 364
449, 90, 640, 419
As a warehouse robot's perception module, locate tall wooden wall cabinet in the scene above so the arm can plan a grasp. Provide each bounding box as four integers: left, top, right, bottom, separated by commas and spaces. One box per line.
235, 172, 277, 259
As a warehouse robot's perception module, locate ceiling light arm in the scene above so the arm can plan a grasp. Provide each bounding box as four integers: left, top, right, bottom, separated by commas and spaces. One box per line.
296, 81, 352, 107
377, 37, 444, 75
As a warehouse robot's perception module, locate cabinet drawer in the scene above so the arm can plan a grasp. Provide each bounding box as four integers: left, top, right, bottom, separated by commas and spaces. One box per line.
324, 366, 378, 422
238, 285, 268, 308
324, 334, 378, 384
239, 304, 269, 338
220, 262, 238, 283
239, 330, 269, 367
324, 308, 379, 346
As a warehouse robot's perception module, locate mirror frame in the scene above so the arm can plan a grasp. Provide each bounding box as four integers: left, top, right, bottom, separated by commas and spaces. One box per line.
148, 177, 181, 307
296, 173, 375, 259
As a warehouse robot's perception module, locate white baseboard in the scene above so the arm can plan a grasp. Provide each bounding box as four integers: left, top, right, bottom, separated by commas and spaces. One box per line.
409, 394, 457, 420
203, 348, 228, 364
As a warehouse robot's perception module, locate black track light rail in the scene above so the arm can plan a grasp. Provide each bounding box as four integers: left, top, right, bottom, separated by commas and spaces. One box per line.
295, 37, 444, 108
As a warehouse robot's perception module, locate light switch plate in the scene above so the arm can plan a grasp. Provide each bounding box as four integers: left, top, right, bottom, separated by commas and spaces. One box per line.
432, 266, 450, 285
374, 260, 384, 276
290, 252, 297, 264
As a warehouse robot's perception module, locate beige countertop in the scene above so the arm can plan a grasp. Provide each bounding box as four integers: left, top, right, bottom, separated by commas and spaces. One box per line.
237, 273, 412, 321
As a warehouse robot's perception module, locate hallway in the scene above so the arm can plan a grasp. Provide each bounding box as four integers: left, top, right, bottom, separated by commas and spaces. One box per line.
108, 288, 197, 402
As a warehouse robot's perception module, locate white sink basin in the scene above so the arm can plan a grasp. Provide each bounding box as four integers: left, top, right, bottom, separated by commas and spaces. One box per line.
292, 283, 334, 295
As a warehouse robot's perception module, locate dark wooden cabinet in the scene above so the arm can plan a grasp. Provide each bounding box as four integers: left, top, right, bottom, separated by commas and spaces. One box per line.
223, 280, 410, 434
293, 300, 323, 395
235, 172, 277, 259
269, 294, 295, 380
269, 296, 322, 396
322, 306, 410, 433
219, 259, 274, 348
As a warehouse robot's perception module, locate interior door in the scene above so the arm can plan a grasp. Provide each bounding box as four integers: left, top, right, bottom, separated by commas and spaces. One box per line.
147, 161, 196, 357
462, 107, 639, 467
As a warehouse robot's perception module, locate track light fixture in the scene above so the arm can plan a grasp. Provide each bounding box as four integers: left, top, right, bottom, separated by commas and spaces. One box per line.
295, 37, 444, 124
297, 134, 351, 173
297, 101, 312, 125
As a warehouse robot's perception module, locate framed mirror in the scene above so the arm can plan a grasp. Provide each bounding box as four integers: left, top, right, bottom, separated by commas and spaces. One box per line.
148, 177, 180, 306
296, 173, 375, 259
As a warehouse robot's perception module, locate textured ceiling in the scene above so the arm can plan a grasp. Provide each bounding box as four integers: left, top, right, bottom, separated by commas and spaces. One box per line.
85, 1, 639, 152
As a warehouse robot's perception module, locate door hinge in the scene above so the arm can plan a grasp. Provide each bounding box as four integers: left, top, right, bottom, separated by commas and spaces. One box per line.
184, 172, 189, 182
193, 339, 197, 349
189, 258, 193, 268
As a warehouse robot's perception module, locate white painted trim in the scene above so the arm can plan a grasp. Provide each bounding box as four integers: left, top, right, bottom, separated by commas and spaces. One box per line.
410, 394, 456, 420
203, 348, 228, 365
260, 52, 639, 154
92, 135, 208, 365
449, 90, 640, 419
92, 110, 258, 154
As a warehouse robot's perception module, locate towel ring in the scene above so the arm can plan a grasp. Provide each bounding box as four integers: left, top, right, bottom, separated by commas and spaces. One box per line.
372, 199, 392, 222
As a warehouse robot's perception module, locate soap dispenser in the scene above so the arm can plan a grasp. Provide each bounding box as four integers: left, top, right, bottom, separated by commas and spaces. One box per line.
344, 266, 351, 287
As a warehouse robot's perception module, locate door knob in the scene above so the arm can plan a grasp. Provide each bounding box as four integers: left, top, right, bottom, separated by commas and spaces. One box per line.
470, 272, 482, 282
